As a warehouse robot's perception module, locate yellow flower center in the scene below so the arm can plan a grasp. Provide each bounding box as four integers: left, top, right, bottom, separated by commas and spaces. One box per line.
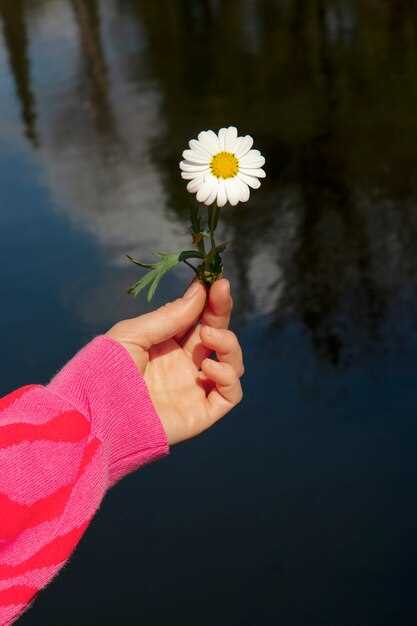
210, 151, 239, 179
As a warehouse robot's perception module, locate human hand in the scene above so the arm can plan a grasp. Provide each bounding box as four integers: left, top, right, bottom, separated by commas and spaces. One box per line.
106, 279, 244, 445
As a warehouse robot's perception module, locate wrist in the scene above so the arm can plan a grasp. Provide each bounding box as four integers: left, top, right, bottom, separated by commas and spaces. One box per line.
105, 326, 148, 374
48, 336, 169, 485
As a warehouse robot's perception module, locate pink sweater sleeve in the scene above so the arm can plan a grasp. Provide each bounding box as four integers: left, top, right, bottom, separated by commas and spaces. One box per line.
0, 336, 169, 625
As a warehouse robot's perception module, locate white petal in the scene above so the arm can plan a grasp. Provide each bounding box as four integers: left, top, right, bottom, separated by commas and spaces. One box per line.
225, 178, 240, 206
239, 150, 265, 168
189, 138, 211, 156
240, 167, 266, 178
234, 177, 250, 203
187, 176, 205, 193
180, 161, 210, 172
234, 135, 253, 158
181, 170, 209, 180
242, 149, 262, 160
216, 180, 227, 207
196, 178, 215, 203
237, 172, 261, 189
240, 157, 265, 169
182, 149, 210, 165
198, 130, 220, 155
204, 185, 218, 206
224, 126, 238, 152
217, 128, 227, 151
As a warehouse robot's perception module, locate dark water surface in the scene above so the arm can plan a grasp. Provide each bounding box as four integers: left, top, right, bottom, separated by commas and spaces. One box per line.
2, 1, 417, 624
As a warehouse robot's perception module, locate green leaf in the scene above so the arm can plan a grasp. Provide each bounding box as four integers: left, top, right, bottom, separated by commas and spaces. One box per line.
179, 250, 205, 262
147, 268, 166, 301
206, 241, 229, 261
127, 246, 213, 301
127, 252, 182, 302
127, 269, 159, 297
126, 255, 156, 270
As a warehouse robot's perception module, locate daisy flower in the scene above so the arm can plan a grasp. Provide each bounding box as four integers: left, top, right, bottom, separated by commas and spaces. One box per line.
127, 127, 266, 299
179, 126, 266, 207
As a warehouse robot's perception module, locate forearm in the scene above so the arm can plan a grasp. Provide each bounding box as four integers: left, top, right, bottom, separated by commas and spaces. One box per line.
0, 337, 168, 625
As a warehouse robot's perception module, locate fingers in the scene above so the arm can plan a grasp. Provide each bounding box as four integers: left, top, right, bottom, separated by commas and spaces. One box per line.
201, 359, 243, 424
201, 359, 239, 386
200, 278, 234, 330
108, 281, 207, 350
199, 325, 244, 425
181, 278, 233, 366
199, 326, 244, 377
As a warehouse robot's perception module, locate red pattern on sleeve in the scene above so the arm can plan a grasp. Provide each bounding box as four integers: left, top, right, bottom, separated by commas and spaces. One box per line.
0, 336, 168, 625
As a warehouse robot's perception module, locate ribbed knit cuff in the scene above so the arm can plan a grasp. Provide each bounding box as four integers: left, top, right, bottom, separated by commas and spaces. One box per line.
47, 336, 169, 486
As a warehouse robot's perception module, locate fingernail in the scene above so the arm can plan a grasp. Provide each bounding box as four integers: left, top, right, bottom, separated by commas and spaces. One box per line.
203, 325, 213, 336
184, 281, 200, 300
223, 278, 230, 292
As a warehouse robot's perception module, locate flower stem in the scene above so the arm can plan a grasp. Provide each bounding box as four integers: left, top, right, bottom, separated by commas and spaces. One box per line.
192, 204, 223, 286
198, 235, 206, 257
208, 207, 216, 251
209, 204, 220, 249
191, 205, 206, 257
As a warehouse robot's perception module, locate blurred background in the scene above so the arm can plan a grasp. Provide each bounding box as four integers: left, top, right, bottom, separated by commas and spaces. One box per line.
1, 1, 417, 624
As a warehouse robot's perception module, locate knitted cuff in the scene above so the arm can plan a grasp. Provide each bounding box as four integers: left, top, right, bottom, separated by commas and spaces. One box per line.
47, 335, 169, 486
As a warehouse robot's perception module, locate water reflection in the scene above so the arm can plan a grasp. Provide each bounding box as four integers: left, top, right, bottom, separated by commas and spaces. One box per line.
0, 0, 37, 145
2, 0, 417, 366
70, 0, 115, 136
4, 3, 417, 626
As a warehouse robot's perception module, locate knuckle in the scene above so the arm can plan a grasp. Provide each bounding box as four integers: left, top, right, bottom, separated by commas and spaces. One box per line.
224, 329, 236, 343
223, 330, 239, 350
201, 312, 218, 329
230, 331, 242, 352
223, 363, 236, 377
221, 363, 237, 383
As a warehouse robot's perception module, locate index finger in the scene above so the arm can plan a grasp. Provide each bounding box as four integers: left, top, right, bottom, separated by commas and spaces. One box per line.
180, 278, 233, 366
201, 278, 233, 328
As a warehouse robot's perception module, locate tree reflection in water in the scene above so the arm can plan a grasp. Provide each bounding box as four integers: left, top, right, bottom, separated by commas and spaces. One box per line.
0, 0, 38, 145
2, 0, 417, 365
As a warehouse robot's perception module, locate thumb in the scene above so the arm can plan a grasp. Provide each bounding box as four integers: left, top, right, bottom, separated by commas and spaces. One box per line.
131, 281, 207, 349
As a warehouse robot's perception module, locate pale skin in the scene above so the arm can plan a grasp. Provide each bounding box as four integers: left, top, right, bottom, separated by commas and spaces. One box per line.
106, 279, 244, 445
